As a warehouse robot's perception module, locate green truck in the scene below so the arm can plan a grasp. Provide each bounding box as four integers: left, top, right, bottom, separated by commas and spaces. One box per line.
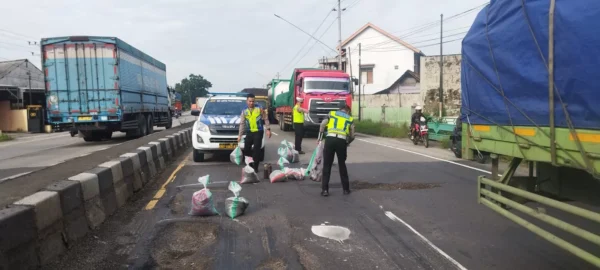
462, 1, 600, 267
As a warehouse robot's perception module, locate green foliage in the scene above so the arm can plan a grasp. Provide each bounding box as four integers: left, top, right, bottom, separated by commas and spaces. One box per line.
0, 133, 14, 142
440, 138, 450, 149
174, 74, 212, 108
355, 120, 409, 139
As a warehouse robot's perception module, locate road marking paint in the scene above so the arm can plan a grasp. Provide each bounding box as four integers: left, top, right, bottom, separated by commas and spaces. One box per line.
384, 211, 468, 270
357, 138, 491, 174
144, 153, 190, 210
0, 171, 33, 183
272, 132, 279, 136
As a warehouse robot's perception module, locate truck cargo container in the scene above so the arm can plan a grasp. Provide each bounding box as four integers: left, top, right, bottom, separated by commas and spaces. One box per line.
461, 1, 600, 266
43, 36, 172, 141
273, 68, 352, 132
267, 79, 290, 124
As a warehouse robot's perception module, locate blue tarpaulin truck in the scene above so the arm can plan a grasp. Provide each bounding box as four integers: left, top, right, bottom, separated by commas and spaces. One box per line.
42, 36, 172, 141
461, 0, 600, 266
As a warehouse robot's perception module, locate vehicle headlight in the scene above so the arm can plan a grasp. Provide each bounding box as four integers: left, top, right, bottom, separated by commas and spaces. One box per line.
196, 122, 209, 132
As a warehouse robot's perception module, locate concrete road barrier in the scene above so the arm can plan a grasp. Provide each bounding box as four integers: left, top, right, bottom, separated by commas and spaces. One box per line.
0, 128, 192, 269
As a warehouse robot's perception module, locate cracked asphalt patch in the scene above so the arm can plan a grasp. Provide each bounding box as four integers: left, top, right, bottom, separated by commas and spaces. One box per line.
256, 257, 287, 270
151, 221, 219, 270
351, 180, 441, 190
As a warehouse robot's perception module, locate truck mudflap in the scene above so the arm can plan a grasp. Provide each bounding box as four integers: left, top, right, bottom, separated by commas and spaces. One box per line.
477, 156, 600, 268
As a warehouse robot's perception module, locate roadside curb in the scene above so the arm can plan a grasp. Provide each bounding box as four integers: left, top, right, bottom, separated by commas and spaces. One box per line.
0, 128, 192, 269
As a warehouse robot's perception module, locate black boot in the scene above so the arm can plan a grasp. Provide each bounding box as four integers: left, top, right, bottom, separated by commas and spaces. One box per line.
343, 190, 351, 195
321, 190, 329, 197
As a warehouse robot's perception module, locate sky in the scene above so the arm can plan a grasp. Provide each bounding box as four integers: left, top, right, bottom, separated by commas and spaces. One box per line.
0, 0, 486, 92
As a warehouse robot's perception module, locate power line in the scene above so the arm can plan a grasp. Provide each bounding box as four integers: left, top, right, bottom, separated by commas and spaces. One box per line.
404, 26, 471, 41
369, 31, 467, 50
355, 2, 487, 50
362, 37, 465, 52
278, 10, 334, 74
292, 17, 338, 68
0, 28, 37, 40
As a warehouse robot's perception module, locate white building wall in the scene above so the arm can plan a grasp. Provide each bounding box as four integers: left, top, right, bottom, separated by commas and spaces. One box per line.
343, 27, 416, 95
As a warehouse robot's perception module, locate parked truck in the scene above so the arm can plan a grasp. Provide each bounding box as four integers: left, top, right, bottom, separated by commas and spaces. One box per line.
461, 1, 600, 267
268, 79, 290, 124
273, 68, 352, 132
43, 36, 172, 141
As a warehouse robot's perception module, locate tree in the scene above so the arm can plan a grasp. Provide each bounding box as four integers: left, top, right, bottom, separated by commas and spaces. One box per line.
174, 74, 212, 108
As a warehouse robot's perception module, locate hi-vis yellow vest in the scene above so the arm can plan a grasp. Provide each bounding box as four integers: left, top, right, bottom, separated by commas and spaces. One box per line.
244, 107, 263, 132
293, 105, 304, 124
326, 110, 353, 135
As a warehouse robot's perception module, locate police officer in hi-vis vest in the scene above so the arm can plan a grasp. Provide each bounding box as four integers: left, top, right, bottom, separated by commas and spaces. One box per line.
317, 104, 355, 196
293, 97, 309, 154
238, 94, 272, 172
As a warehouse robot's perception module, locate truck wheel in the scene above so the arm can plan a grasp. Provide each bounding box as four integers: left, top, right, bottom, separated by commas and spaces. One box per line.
166, 112, 173, 129
139, 114, 148, 137
193, 150, 205, 162
83, 132, 102, 142
279, 115, 284, 131
102, 131, 113, 140
147, 115, 154, 134
475, 152, 489, 164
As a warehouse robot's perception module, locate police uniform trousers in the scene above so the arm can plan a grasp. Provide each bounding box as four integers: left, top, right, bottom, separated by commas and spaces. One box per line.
293, 123, 304, 151
322, 135, 350, 192
243, 131, 263, 172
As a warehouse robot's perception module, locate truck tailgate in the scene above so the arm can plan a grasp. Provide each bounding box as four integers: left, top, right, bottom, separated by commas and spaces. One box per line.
44, 41, 119, 120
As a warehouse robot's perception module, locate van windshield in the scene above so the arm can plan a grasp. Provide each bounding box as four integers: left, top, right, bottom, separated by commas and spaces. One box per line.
202, 99, 246, 115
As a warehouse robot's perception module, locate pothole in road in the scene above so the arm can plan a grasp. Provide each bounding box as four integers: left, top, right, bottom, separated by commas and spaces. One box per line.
169, 193, 186, 215
351, 180, 440, 190
151, 221, 219, 269
256, 257, 287, 270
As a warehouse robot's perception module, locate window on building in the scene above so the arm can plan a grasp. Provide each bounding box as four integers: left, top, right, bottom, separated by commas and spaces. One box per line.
360, 67, 374, 84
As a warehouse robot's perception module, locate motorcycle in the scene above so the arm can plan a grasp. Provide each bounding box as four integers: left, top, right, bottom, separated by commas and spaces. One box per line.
411, 116, 429, 148
450, 118, 462, 158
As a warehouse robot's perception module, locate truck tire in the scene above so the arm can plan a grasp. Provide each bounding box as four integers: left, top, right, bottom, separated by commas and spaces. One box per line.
165, 112, 173, 129
83, 132, 102, 142
102, 131, 113, 140
139, 114, 148, 137
193, 150, 205, 162
147, 115, 154, 135
279, 115, 284, 131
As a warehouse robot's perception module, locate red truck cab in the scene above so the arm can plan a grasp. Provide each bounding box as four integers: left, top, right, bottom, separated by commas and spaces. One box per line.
294, 70, 352, 130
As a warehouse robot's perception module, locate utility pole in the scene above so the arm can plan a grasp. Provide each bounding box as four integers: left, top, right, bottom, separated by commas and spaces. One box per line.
337, 0, 343, 71
439, 13, 444, 118
358, 43, 362, 121
26, 60, 32, 106
348, 47, 354, 98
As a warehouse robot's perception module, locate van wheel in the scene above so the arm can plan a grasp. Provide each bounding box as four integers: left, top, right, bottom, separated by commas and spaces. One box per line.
193, 150, 205, 162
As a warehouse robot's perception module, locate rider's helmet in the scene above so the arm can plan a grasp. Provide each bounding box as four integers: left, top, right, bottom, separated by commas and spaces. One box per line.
415, 105, 422, 112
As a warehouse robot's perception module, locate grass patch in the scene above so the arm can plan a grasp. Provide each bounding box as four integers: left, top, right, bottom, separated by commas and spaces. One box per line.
0, 133, 14, 142
355, 120, 409, 139
440, 138, 450, 149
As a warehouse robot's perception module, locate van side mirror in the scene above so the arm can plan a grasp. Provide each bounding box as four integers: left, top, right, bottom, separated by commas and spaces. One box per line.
191, 110, 200, 116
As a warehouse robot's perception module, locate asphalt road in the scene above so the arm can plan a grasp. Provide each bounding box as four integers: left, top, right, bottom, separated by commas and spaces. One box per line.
0, 112, 195, 182
47, 130, 600, 270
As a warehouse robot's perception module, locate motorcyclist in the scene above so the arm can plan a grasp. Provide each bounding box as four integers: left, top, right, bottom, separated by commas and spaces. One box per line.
410, 106, 424, 140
